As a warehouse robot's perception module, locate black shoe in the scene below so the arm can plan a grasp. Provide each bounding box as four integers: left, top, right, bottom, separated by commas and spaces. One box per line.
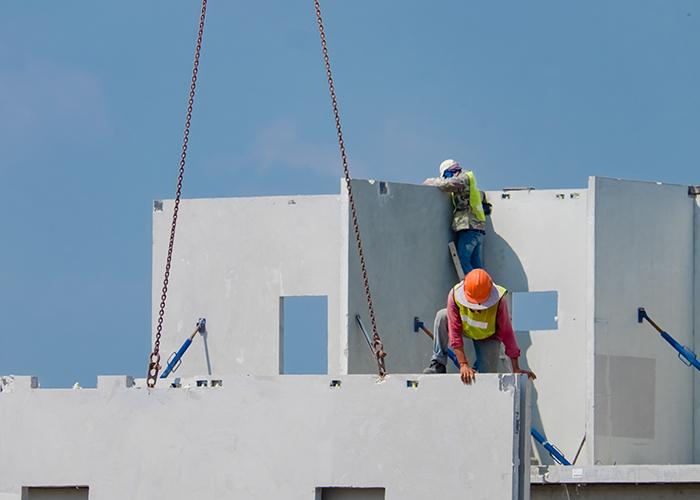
422, 360, 446, 374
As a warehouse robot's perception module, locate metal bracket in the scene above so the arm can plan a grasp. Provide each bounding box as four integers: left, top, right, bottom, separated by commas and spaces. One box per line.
413, 316, 424, 333
166, 352, 183, 374
689, 185, 700, 197
196, 318, 206, 334
355, 315, 374, 353
637, 307, 648, 323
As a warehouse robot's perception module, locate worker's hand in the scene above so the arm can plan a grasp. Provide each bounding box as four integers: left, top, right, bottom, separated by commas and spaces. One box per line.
422, 178, 435, 186
460, 364, 477, 385
514, 369, 537, 380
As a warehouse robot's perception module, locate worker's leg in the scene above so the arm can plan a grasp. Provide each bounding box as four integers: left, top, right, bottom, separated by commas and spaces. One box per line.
456, 229, 484, 276
423, 308, 449, 373
470, 231, 485, 271
472, 338, 501, 373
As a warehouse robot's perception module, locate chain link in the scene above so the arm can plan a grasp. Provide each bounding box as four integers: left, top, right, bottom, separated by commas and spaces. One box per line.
147, 0, 208, 388
313, 0, 387, 377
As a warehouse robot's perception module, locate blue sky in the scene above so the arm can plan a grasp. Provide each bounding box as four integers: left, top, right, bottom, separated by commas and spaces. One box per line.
1, 1, 698, 386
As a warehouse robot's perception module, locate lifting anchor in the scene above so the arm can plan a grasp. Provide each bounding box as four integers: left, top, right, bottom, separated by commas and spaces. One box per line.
160, 318, 207, 379
638, 307, 700, 372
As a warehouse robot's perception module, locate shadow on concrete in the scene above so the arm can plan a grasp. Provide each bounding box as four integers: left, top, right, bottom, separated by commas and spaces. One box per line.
485, 220, 560, 466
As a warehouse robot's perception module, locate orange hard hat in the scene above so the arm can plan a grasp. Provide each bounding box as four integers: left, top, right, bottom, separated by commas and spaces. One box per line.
464, 269, 493, 304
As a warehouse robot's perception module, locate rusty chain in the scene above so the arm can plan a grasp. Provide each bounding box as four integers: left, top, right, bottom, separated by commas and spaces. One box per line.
147, 0, 208, 388
313, 0, 387, 377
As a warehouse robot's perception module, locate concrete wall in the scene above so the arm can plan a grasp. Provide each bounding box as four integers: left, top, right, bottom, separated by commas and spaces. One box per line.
341, 180, 589, 464
342, 180, 456, 375
483, 187, 590, 466
592, 178, 695, 464
149, 176, 700, 467
531, 464, 700, 499
0, 374, 529, 500
695, 196, 700, 463
532, 484, 700, 499
152, 195, 342, 377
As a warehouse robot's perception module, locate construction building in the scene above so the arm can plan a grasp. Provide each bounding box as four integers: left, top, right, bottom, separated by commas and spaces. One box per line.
2, 176, 700, 499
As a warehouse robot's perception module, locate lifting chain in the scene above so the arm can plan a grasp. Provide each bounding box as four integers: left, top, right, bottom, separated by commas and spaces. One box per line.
313, 0, 387, 377
147, 0, 208, 388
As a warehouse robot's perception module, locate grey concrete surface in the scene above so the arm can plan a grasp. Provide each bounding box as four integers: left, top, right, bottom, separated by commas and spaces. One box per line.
0, 374, 529, 500
695, 196, 700, 463
531, 484, 700, 499
483, 185, 590, 466
342, 180, 456, 375
149, 176, 700, 467
151, 194, 343, 377
592, 178, 695, 465
531, 465, 700, 498
531, 464, 700, 483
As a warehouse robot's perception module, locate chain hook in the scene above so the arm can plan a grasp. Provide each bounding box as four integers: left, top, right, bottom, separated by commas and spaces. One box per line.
314, 0, 387, 378
147, 0, 208, 388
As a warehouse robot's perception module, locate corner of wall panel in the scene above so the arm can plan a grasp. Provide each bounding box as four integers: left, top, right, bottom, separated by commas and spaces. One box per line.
337, 179, 350, 375
584, 176, 597, 464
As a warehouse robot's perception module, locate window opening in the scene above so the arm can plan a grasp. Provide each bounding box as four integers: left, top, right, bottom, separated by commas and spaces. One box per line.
511, 291, 558, 332
280, 296, 328, 374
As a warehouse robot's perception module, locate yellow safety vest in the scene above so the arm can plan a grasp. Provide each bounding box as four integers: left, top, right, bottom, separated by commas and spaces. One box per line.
453, 283, 507, 340
450, 170, 486, 232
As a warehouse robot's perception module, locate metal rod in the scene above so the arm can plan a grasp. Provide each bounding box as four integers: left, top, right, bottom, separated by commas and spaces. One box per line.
531, 427, 571, 466
572, 434, 586, 465
355, 315, 374, 353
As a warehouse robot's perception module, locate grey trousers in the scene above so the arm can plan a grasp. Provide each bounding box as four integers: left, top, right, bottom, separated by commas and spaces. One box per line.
430, 308, 501, 372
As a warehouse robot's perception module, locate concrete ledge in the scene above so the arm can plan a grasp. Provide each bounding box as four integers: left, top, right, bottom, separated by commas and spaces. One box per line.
96, 375, 135, 391
531, 465, 700, 484
0, 375, 38, 392
1, 374, 528, 500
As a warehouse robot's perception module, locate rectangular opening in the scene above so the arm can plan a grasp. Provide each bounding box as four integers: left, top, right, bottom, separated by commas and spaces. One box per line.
511, 291, 558, 332
22, 487, 89, 500
280, 296, 328, 374
316, 487, 385, 500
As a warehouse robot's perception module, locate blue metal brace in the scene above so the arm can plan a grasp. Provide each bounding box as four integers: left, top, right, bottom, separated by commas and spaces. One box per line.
160, 318, 206, 379
638, 307, 700, 372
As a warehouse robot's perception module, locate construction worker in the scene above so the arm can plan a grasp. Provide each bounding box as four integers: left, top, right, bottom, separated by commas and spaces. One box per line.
423, 159, 490, 275
423, 269, 536, 384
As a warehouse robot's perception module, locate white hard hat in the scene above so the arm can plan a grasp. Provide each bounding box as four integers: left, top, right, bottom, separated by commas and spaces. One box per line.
439, 159, 460, 176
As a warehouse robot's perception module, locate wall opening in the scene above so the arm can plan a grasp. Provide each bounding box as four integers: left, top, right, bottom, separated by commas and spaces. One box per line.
279, 296, 328, 374
316, 487, 385, 500
22, 487, 89, 500
511, 291, 558, 332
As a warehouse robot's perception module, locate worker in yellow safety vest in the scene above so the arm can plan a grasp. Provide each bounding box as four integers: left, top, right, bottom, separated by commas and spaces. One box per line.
423, 159, 491, 275
423, 269, 537, 384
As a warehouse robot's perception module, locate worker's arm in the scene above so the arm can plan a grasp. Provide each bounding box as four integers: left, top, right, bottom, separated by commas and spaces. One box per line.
447, 289, 478, 385
452, 346, 477, 385
422, 172, 470, 193
495, 300, 536, 380
509, 357, 536, 379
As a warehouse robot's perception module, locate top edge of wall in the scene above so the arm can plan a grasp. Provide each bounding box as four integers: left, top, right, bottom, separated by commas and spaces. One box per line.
592, 176, 695, 189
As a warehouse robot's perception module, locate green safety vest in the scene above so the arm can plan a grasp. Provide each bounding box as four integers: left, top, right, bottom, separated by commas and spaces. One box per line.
453, 283, 507, 340
450, 170, 486, 232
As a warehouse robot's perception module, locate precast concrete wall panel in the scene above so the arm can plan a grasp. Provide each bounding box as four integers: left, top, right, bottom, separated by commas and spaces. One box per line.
484, 187, 590, 465
342, 180, 456, 374
342, 181, 590, 465
152, 195, 342, 377
0, 374, 529, 500
695, 197, 700, 462
592, 177, 695, 464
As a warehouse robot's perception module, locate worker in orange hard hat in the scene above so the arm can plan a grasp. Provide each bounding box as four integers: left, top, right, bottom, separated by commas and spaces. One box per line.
423, 159, 491, 275
423, 269, 536, 384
